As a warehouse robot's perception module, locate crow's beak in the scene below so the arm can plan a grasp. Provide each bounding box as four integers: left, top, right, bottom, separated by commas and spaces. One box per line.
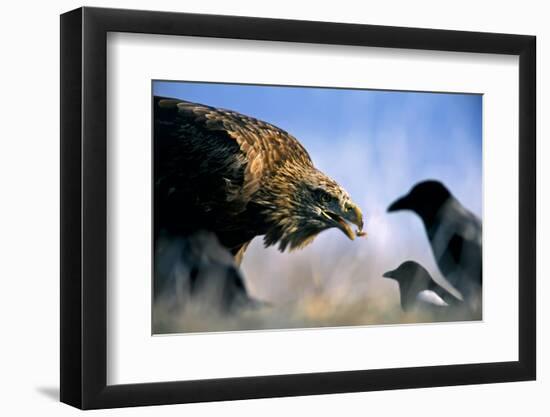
387, 195, 410, 212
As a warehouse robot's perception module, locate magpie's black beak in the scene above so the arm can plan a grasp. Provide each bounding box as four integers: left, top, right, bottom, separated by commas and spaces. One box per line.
387, 195, 410, 212
382, 270, 395, 279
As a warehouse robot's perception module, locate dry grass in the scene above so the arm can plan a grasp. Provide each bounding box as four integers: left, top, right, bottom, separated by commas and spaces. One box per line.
153, 229, 480, 334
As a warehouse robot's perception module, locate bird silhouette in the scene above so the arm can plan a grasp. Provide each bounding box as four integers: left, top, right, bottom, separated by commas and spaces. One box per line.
383, 261, 461, 312
388, 180, 482, 313
154, 231, 264, 313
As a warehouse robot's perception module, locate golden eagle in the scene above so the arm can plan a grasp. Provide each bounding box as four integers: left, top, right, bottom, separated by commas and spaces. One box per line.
154, 96, 364, 263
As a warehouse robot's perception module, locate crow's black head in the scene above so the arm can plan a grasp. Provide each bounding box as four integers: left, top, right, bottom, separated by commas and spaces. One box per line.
387, 180, 451, 223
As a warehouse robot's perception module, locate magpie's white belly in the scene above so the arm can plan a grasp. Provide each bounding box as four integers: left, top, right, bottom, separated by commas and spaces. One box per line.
416, 290, 448, 307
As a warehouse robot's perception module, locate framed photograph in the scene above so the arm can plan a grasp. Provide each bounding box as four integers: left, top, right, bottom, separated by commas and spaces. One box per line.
60, 6, 536, 409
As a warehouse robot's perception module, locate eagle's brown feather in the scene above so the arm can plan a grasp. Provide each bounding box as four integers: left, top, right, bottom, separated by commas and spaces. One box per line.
159, 98, 312, 203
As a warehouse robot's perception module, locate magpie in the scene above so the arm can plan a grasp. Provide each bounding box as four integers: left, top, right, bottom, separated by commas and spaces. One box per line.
387, 180, 482, 311
383, 261, 461, 312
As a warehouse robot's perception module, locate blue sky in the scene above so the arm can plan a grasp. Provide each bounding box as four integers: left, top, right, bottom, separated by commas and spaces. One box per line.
153, 81, 482, 214
153, 80, 482, 307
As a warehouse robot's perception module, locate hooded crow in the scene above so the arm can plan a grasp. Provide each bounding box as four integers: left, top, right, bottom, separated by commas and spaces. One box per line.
387, 180, 482, 311
383, 261, 461, 312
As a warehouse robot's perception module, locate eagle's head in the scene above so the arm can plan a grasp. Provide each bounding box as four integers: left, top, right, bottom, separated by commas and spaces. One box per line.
258, 162, 365, 251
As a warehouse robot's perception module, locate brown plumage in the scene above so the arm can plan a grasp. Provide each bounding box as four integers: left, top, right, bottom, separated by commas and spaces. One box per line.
154, 96, 364, 262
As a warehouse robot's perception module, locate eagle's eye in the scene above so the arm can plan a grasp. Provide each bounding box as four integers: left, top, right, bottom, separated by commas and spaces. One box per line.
314, 188, 332, 204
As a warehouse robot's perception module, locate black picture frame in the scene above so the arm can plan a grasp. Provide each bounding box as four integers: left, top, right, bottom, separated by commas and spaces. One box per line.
60, 6, 536, 410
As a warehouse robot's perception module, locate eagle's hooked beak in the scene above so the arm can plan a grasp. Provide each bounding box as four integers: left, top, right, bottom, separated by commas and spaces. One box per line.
327, 202, 365, 240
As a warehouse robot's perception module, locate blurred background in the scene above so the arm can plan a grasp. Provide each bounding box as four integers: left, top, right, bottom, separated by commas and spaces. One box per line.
153, 81, 482, 332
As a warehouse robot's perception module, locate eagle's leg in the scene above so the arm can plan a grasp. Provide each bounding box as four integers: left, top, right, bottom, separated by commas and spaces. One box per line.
233, 240, 251, 266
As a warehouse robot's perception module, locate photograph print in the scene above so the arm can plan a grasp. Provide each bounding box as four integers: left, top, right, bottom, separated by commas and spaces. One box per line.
153, 81, 482, 334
